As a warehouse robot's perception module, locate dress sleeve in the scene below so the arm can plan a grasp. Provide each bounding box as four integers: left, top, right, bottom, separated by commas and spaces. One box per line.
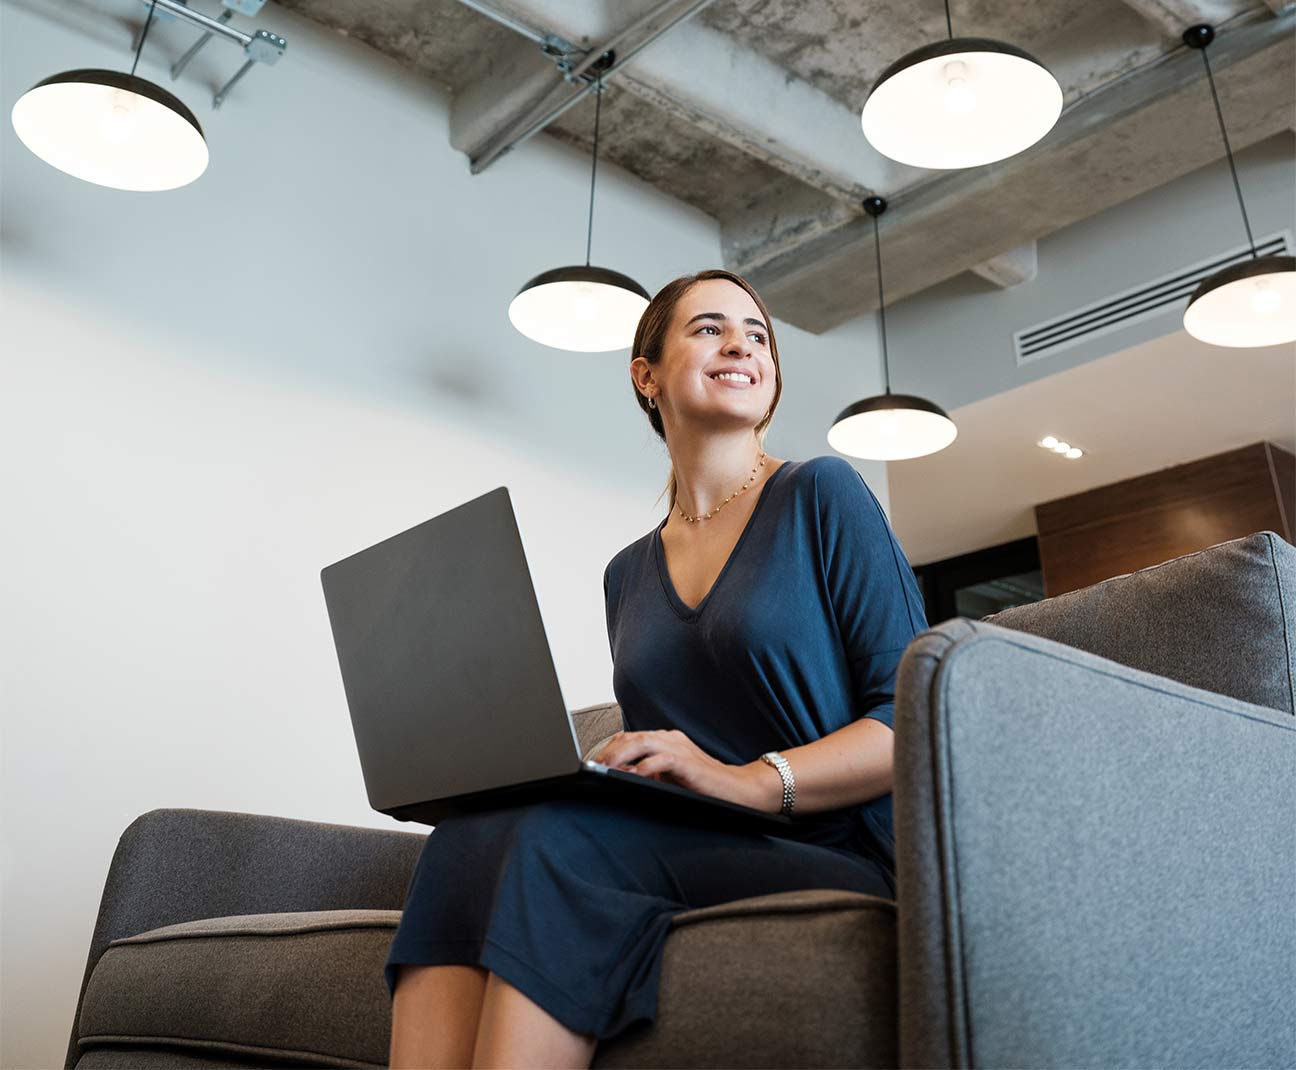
814, 457, 929, 730
603, 558, 616, 657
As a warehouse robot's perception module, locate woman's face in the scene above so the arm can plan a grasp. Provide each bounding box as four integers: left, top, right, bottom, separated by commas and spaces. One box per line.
647, 278, 776, 430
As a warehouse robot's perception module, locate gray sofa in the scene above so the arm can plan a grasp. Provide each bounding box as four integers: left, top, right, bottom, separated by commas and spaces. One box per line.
65, 530, 1296, 1069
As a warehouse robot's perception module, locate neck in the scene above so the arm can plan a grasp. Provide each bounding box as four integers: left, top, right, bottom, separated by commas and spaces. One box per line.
669, 431, 773, 520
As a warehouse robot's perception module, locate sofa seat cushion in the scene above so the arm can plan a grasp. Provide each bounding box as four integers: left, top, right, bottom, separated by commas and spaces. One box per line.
595, 889, 898, 1069
77, 909, 402, 1069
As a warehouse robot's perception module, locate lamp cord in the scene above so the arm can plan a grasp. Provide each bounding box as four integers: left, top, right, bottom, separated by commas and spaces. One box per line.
1199, 44, 1257, 259
944, 0, 953, 39
872, 211, 892, 396
585, 67, 604, 267
130, 0, 158, 78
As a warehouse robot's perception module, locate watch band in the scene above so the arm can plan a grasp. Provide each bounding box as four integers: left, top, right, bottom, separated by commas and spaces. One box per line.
760, 751, 796, 816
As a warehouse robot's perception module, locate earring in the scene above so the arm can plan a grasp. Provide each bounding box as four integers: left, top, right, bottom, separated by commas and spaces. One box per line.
648, 396, 657, 409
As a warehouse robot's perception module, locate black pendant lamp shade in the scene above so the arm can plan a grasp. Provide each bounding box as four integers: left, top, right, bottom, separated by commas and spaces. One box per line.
861, 2, 1062, 169
10, 5, 208, 191
828, 198, 958, 461
1181, 25, 1295, 347
508, 58, 650, 352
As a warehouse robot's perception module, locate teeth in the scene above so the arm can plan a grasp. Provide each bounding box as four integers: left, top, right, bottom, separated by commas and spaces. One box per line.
712, 372, 753, 383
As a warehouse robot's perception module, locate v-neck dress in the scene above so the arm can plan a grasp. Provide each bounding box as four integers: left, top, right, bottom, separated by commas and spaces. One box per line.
382, 455, 927, 1043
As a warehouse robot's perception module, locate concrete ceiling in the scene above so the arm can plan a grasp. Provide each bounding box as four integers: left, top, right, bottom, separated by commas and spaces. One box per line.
884, 327, 1296, 565
274, 0, 1296, 332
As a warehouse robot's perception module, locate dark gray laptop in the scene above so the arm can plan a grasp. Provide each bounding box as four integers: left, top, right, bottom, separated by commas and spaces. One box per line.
319, 485, 794, 834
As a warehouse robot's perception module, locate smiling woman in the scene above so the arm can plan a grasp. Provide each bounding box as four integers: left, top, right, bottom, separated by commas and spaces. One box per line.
386, 269, 928, 1070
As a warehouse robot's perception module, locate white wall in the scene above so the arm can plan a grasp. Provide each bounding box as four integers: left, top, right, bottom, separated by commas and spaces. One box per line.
0, 3, 892, 1067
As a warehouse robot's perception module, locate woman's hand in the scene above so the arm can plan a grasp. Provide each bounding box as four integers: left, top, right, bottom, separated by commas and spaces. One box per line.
590, 729, 770, 811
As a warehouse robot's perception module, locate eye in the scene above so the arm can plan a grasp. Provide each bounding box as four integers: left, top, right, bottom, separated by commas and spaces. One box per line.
748, 331, 767, 344
696, 325, 719, 335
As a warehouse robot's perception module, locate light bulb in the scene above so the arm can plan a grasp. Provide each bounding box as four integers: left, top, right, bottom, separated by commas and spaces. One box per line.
98, 91, 137, 144
1251, 279, 1282, 316
942, 61, 977, 114
1052, 441, 1070, 453
1040, 435, 1058, 449
571, 287, 598, 321
1065, 447, 1083, 459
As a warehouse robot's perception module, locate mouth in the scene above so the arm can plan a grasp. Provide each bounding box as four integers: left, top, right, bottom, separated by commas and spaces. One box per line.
707, 372, 756, 388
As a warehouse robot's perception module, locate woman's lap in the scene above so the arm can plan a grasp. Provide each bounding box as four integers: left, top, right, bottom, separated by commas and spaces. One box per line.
384, 797, 891, 1040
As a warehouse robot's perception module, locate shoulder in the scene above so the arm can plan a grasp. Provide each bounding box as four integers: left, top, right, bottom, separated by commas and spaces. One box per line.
786, 455, 881, 504
603, 530, 653, 595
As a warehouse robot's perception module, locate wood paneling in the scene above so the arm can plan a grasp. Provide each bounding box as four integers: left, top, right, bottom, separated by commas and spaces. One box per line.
1034, 441, 1295, 596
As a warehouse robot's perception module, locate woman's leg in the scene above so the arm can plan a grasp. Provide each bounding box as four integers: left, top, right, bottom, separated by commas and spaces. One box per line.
389, 963, 489, 1069
472, 971, 599, 1070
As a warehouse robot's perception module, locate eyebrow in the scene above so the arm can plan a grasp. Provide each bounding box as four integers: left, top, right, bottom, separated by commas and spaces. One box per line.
684, 312, 769, 334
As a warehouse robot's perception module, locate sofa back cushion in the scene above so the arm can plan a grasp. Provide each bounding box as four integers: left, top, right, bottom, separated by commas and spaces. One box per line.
984, 530, 1295, 715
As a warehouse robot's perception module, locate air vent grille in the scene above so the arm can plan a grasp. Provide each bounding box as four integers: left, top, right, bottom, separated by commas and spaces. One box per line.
1013, 230, 1292, 365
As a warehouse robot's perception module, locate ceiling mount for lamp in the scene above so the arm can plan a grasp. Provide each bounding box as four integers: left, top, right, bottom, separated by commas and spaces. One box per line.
9, 0, 287, 192
861, 0, 1062, 169
827, 197, 958, 462
509, 52, 650, 352
1181, 24, 1295, 348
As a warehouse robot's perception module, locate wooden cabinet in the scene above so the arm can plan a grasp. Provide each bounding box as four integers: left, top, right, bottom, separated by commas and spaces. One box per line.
1034, 441, 1294, 596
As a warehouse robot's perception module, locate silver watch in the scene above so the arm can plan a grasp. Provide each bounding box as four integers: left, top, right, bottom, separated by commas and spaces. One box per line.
759, 751, 795, 816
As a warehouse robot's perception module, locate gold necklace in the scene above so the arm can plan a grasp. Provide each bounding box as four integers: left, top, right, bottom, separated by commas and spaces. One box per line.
677, 450, 768, 523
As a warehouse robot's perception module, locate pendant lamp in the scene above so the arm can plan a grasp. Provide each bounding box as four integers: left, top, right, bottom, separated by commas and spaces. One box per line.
508, 59, 649, 352
861, 0, 1062, 170
10, 1, 208, 192
1181, 25, 1295, 348
828, 198, 958, 461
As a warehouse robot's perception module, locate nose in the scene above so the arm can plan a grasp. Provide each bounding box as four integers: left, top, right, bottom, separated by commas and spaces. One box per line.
722, 330, 753, 357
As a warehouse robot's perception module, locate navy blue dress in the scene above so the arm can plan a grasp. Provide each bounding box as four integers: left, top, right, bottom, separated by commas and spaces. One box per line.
383, 455, 929, 1041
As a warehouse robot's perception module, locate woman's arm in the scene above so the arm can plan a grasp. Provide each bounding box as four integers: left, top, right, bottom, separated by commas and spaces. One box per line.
738, 717, 893, 815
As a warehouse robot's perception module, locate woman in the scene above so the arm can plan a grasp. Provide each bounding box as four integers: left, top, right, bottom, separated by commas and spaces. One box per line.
386, 269, 928, 1069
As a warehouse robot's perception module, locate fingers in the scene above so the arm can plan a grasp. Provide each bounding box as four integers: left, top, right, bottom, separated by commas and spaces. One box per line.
594, 729, 666, 769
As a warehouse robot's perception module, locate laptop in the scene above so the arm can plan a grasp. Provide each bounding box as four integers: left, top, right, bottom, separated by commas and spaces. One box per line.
319, 485, 794, 835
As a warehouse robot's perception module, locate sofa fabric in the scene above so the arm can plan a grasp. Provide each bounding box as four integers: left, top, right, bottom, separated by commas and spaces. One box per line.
78, 910, 403, 1068
73, 853, 896, 1069
894, 616, 1296, 1069
985, 529, 1295, 716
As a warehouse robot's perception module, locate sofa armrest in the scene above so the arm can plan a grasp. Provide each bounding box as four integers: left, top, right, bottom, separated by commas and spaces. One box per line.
894, 618, 1296, 1070
65, 807, 425, 1069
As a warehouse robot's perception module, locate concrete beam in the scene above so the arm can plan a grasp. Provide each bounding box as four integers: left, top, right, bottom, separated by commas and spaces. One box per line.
970, 242, 1039, 289
1113, 1, 1252, 39
1263, 0, 1296, 13
740, 11, 1295, 333
450, 0, 925, 200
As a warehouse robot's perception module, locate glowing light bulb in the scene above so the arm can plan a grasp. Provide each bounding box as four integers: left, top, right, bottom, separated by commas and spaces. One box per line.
1040, 435, 1058, 449
877, 410, 901, 438
1065, 447, 1083, 459
1052, 441, 1070, 453
99, 92, 137, 145
571, 287, 598, 321
942, 61, 976, 114
1251, 279, 1282, 316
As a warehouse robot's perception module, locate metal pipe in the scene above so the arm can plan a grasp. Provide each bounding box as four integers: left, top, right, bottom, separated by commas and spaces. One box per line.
567, 0, 718, 82
467, 0, 720, 171
452, 0, 551, 46
148, 0, 251, 46
213, 58, 254, 108
170, 8, 234, 80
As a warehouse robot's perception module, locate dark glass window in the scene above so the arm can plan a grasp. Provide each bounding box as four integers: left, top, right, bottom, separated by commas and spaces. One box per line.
912, 536, 1043, 626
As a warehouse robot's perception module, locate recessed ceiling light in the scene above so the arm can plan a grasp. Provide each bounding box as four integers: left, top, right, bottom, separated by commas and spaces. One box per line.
1052, 441, 1070, 453
1065, 447, 1083, 459
1040, 435, 1058, 448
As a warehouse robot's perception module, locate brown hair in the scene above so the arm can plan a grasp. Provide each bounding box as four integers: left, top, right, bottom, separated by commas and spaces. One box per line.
630, 269, 783, 511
